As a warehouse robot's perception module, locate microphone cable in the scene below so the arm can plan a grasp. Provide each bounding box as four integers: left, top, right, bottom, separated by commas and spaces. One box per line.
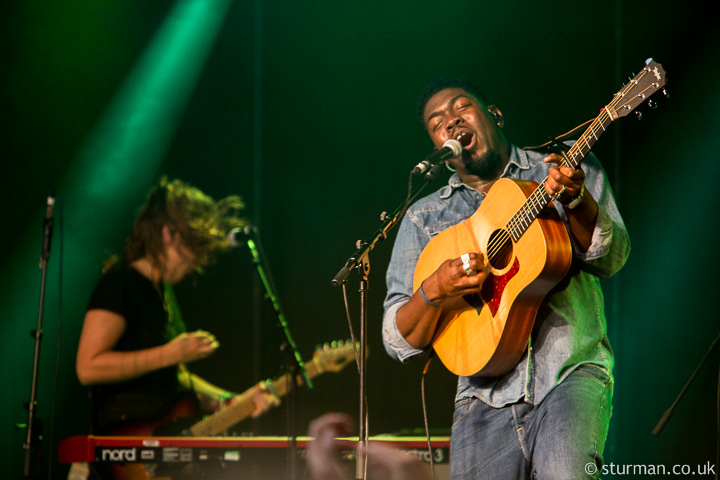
421, 351, 436, 480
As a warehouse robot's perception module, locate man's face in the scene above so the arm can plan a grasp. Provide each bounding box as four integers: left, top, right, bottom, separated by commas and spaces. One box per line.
422, 87, 507, 179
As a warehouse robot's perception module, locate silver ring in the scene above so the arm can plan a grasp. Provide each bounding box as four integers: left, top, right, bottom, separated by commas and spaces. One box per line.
461, 253, 473, 276
556, 185, 567, 198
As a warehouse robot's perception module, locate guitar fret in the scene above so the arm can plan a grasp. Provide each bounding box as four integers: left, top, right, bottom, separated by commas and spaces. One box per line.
566, 150, 579, 169
505, 60, 646, 241
581, 136, 591, 154
507, 185, 549, 243
520, 214, 530, 229
531, 191, 544, 214
507, 214, 519, 243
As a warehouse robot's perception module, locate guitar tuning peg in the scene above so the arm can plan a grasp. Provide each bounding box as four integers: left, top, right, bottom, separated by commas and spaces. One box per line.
636, 110, 643, 121
662, 88, 669, 98
648, 99, 658, 109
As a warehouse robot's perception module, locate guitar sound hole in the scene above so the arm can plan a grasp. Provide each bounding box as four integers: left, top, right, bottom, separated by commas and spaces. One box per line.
486, 229, 513, 270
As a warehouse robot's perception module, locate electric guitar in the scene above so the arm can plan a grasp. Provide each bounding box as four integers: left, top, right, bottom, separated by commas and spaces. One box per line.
414, 59, 666, 377
189, 340, 358, 436
101, 340, 358, 480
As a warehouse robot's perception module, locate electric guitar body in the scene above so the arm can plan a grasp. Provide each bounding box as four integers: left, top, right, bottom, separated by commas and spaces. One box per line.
105, 396, 198, 480
98, 341, 358, 479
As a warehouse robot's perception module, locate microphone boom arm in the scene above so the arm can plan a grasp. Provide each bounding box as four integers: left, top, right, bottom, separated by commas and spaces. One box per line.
245, 230, 313, 390
331, 161, 445, 285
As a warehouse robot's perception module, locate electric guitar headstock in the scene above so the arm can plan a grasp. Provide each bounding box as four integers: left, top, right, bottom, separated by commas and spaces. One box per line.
312, 339, 361, 373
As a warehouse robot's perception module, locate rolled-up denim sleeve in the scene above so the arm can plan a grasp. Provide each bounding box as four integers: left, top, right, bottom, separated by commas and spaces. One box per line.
568, 154, 630, 278
382, 210, 431, 363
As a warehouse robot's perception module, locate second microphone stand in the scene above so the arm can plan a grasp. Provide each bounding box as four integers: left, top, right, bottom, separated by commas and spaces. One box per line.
243, 226, 311, 480
22, 192, 56, 479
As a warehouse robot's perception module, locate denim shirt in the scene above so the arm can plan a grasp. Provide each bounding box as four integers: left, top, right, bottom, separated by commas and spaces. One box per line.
382, 145, 630, 407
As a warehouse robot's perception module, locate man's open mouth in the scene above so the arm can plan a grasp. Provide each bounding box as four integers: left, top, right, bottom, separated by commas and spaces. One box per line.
455, 131, 474, 148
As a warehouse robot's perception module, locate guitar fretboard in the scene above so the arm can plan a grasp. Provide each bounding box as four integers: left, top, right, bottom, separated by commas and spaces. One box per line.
506, 112, 612, 243
501, 61, 664, 249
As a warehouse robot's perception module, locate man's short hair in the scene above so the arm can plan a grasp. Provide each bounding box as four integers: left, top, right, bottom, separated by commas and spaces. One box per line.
416, 77, 490, 125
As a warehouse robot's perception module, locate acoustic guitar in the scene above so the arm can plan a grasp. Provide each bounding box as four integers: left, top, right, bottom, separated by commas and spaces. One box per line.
413, 59, 666, 377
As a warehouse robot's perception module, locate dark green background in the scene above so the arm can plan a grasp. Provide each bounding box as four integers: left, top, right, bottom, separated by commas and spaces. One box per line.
3, 1, 718, 478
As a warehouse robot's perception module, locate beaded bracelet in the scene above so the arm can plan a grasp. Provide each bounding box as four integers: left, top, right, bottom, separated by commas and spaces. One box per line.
418, 282, 443, 307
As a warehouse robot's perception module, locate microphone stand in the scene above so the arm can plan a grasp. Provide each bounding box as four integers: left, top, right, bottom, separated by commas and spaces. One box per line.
331, 163, 446, 480
23, 193, 56, 479
652, 329, 720, 435
243, 226, 310, 480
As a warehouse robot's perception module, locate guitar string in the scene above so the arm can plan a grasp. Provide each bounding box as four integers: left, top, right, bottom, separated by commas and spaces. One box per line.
488, 104, 614, 259
484, 67, 655, 264
486, 66, 657, 262
484, 113, 609, 263
487, 108, 613, 262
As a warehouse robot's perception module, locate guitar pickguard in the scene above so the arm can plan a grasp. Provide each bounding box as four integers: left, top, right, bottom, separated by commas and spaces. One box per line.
463, 257, 520, 316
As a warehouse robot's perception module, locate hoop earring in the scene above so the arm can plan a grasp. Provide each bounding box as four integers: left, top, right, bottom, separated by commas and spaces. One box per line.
488, 106, 503, 127
446, 162, 456, 172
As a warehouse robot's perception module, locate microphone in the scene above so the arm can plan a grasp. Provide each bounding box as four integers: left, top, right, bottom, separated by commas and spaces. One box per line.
412, 139, 463, 175
45, 191, 56, 221
40, 190, 56, 264
227, 226, 257, 247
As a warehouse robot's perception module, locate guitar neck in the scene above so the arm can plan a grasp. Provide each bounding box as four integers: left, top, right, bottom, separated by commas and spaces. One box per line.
189, 360, 323, 437
507, 59, 666, 244
506, 109, 614, 244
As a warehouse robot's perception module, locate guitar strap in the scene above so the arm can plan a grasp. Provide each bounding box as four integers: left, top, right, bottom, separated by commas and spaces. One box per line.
523, 118, 594, 152
163, 282, 187, 338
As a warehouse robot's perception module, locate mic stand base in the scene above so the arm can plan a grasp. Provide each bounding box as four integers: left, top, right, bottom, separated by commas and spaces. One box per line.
281, 342, 300, 480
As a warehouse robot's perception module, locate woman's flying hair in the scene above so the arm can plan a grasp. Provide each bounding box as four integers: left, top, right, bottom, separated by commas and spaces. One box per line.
105, 177, 248, 276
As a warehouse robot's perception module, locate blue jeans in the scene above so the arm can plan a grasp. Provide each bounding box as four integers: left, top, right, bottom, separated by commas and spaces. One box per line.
450, 364, 613, 480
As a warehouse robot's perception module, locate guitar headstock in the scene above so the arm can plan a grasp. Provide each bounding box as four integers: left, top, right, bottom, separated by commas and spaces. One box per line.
606, 59, 667, 120
312, 340, 360, 373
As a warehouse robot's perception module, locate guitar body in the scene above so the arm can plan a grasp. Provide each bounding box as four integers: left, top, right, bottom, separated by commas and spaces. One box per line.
89, 341, 357, 479
413, 178, 572, 377
105, 396, 198, 480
